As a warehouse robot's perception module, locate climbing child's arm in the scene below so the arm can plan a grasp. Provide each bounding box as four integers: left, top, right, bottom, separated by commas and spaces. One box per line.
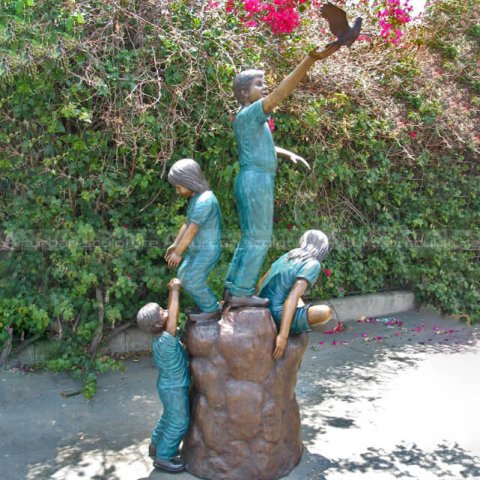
165, 278, 181, 336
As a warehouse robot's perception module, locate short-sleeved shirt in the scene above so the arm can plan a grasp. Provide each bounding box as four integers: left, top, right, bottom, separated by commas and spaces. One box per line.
233, 99, 277, 174
186, 190, 222, 246
152, 332, 191, 390
258, 253, 321, 321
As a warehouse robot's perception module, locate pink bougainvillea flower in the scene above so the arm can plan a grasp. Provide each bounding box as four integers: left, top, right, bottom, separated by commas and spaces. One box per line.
230, 115, 235, 122
323, 322, 346, 334
332, 340, 337, 346
268, 116, 275, 132
325, 268, 331, 277
319, 341, 325, 345
357, 34, 371, 42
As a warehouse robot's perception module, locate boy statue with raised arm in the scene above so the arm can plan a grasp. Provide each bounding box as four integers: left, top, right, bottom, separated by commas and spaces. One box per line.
224, 45, 340, 308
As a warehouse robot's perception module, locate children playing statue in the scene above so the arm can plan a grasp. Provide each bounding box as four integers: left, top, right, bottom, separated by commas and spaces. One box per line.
224, 44, 340, 308
137, 278, 190, 473
165, 159, 222, 322
257, 230, 336, 359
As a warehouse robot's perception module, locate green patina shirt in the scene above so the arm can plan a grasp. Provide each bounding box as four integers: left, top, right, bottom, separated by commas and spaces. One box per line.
233, 99, 277, 174
152, 332, 191, 390
258, 253, 321, 321
186, 190, 222, 247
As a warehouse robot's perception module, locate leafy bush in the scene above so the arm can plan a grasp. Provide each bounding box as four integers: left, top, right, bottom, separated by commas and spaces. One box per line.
0, 0, 478, 391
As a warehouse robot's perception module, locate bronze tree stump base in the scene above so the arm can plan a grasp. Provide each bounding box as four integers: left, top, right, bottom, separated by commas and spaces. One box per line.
183, 306, 308, 480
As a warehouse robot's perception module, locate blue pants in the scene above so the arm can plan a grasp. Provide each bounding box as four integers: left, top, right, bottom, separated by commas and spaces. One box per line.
152, 386, 190, 460
226, 169, 274, 297
178, 245, 221, 313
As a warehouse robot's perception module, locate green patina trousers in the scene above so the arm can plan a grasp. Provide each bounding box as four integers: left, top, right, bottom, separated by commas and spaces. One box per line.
178, 244, 221, 313
226, 169, 274, 296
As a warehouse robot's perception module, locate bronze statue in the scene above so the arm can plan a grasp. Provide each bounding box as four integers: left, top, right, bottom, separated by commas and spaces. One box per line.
320, 2, 363, 48
137, 278, 190, 473
257, 230, 336, 359
166, 159, 222, 322
224, 45, 340, 308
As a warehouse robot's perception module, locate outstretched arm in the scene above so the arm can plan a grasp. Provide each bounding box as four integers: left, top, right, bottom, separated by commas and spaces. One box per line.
275, 146, 310, 170
165, 278, 181, 336
273, 278, 309, 359
166, 223, 200, 268
262, 44, 340, 114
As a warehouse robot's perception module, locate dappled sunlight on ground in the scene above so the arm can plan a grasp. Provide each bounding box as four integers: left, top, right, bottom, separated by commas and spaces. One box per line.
299, 310, 480, 479
26, 440, 152, 480
2, 309, 479, 480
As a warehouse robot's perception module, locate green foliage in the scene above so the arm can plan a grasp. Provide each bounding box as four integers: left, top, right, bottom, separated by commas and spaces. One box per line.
0, 0, 478, 393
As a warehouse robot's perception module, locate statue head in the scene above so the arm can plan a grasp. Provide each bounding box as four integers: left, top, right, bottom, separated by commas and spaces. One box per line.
233, 69, 265, 105
168, 158, 209, 196
287, 230, 330, 263
137, 302, 167, 335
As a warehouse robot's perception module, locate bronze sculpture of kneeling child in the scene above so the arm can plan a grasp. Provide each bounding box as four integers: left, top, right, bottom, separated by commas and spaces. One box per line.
137, 278, 190, 473
257, 230, 337, 359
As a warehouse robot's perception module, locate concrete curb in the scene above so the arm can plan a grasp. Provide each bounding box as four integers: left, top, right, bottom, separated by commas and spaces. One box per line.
9, 290, 416, 366
314, 289, 416, 323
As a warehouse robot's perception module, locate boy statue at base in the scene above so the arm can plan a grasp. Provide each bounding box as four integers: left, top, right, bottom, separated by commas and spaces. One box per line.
137, 278, 190, 473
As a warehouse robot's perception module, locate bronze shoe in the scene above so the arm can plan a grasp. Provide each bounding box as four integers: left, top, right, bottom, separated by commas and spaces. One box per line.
229, 295, 269, 308
187, 309, 221, 323
153, 456, 185, 473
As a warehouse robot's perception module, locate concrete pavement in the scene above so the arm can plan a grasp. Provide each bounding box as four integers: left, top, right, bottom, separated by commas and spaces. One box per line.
1, 307, 479, 480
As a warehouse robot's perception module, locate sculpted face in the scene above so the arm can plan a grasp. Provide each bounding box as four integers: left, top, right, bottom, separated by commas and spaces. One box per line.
245, 75, 267, 104
152, 308, 169, 334
175, 184, 194, 199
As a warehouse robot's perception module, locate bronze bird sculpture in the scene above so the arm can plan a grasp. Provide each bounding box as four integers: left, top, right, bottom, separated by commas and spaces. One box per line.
320, 2, 363, 48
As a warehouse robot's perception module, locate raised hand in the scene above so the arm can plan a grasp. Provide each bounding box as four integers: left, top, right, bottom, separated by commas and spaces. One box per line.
168, 278, 182, 291
308, 43, 341, 60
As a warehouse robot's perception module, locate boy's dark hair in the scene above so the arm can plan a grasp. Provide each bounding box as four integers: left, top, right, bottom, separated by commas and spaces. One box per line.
137, 302, 166, 335
233, 69, 264, 105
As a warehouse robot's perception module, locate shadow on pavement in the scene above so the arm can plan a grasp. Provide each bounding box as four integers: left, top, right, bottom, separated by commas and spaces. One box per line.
330, 442, 480, 478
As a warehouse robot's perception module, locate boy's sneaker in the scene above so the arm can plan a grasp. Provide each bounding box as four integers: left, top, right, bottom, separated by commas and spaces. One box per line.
153, 456, 185, 473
